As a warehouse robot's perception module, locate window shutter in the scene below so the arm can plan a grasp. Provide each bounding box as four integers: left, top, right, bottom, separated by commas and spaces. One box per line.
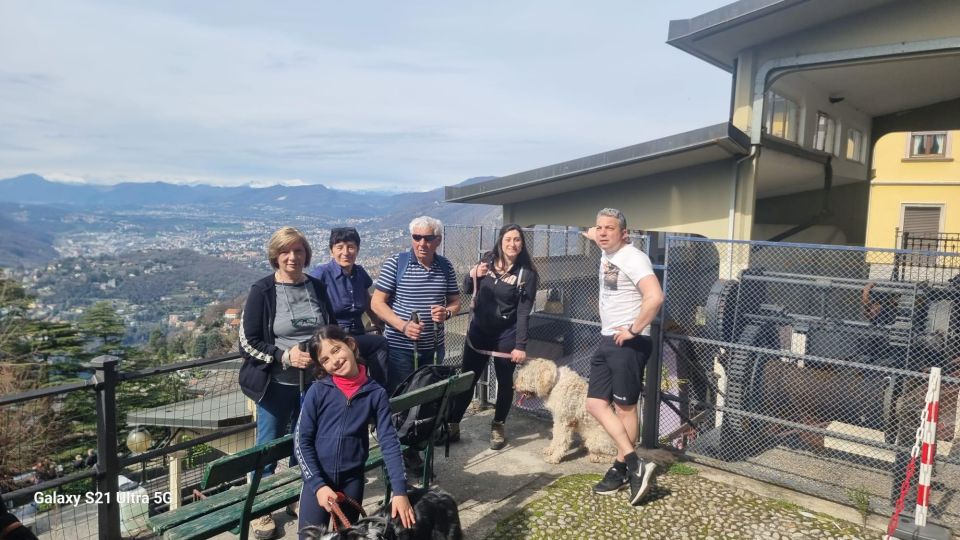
902, 206, 941, 235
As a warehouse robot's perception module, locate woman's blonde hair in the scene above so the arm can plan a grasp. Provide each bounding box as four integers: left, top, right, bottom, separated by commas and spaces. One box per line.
267, 227, 312, 269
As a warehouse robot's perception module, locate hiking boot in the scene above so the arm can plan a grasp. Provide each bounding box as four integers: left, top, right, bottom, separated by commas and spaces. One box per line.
251, 514, 276, 539
592, 465, 628, 495
285, 501, 298, 517
490, 421, 506, 450
628, 460, 659, 505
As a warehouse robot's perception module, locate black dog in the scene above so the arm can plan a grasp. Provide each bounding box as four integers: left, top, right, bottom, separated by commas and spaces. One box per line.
300, 486, 463, 540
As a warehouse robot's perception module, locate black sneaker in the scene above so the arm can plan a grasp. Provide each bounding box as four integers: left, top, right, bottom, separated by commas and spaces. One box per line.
592, 465, 628, 495
628, 460, 658, 505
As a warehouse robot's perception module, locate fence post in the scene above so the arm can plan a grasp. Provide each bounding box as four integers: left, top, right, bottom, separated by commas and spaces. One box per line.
640, 320, 662, 449
91, 354, 122, 539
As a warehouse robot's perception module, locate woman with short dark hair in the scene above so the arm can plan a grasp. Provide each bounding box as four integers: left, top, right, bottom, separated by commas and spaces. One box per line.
309, 227, 389, 387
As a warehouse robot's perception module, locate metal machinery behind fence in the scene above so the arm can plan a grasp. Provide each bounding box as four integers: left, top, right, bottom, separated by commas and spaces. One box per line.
662, 237, 960, 529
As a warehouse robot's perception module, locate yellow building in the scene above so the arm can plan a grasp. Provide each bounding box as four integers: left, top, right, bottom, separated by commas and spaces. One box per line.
866, 130, 959, 250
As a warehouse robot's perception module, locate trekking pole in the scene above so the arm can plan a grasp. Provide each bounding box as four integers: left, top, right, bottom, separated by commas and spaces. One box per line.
298, 341, 309, 405
434, 297, 444, 366
410, 311, 420, 370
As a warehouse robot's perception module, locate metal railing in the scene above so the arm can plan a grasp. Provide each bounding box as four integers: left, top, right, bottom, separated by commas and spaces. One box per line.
894, 230, 960, 282
1, 352, 251, 539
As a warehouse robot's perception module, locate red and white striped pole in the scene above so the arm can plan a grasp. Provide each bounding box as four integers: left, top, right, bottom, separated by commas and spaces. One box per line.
914, 366, 941, 528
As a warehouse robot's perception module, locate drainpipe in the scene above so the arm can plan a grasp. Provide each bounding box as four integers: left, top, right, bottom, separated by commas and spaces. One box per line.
729, 145, 760, 241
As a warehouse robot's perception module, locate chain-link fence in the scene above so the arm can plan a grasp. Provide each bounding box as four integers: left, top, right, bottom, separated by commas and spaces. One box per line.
442, 226, 651, 420
1, 354, 256, 539
661, 237, 960, 528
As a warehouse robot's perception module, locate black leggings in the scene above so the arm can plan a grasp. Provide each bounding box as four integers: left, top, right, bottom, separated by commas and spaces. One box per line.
450, 329, 518, 424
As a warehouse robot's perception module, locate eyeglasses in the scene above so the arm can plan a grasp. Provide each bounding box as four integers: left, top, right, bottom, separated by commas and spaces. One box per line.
411, 234, 438, 242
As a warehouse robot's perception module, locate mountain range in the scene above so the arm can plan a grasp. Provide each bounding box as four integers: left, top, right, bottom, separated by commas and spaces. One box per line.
0, 174, 501, 268
0, 173, 493, 215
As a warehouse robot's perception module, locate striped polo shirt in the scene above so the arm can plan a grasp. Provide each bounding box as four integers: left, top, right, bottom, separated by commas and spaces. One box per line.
375, 249, 459, 351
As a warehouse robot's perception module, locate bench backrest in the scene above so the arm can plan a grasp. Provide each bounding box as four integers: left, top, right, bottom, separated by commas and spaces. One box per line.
388, 378, 449, 413
202, 434, 293, 489
444, 371, 475, 402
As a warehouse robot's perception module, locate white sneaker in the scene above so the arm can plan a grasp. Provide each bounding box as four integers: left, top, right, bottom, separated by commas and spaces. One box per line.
251, 513, 276, 539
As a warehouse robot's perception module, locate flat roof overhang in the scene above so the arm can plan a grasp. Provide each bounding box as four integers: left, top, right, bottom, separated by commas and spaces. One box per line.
666, 0, 896, 72
126, 391, 251, 430
444, 123, 750, 206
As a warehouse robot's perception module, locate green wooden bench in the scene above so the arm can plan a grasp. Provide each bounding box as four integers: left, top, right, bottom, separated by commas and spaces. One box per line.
147, 371, 474, 540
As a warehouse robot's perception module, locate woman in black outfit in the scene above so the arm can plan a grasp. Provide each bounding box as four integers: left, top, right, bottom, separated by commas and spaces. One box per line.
448, 224, 538, 449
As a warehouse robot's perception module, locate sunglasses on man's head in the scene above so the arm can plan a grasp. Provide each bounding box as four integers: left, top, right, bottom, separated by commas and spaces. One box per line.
331, 227, 358, 235
411, 234, 438, 242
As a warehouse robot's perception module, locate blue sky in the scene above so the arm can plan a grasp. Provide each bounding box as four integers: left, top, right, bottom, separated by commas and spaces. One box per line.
0, 1, 731, 191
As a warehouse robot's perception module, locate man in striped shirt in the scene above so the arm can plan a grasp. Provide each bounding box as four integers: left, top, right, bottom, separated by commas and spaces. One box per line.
372, 216, 461, 393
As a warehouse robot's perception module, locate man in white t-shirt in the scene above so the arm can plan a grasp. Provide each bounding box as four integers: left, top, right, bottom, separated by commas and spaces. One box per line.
585, 208, 664, 506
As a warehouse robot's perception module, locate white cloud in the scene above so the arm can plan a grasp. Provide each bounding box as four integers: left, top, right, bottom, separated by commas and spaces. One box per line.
0, 0, 731, 190
45, 173, 88, 184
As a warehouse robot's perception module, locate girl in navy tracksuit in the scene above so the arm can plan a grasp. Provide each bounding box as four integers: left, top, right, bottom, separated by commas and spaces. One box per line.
294, 325, 415, 537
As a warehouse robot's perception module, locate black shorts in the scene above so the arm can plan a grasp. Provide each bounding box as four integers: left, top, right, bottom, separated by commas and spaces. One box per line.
587, 335, 652, 406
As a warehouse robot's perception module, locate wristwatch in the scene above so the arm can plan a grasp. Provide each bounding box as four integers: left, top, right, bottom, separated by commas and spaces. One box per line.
444, 308, 452, 320
627, 326, 642, 336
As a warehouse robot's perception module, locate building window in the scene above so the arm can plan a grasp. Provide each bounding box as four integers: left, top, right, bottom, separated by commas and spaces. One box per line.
901, 205, 942, 238
908, 131, 948, 158
846, 128, 865, 163
813, 112, 838, 155
899, 205, 943, 265
764, 91, 799, 142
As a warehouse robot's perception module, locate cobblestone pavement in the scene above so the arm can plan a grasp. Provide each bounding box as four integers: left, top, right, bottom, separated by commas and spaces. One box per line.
483, 471, 882, 540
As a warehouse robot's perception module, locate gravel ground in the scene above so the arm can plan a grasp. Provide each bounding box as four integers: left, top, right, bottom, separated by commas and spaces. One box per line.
483, 470, 882, 540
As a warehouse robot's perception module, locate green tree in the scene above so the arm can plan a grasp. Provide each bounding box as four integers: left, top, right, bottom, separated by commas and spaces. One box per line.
0, 274, 71, 485
0, 275, 32, 363
78, 301, 126, 356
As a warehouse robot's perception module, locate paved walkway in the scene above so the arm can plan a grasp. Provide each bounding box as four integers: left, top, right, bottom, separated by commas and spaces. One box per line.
254, 407, 903, 539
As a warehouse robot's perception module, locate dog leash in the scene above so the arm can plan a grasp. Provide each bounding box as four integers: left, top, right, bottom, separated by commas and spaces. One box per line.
329, 492, 367, 532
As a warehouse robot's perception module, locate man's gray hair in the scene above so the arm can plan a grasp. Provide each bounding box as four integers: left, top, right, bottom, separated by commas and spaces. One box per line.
597, 208, 627, 230
409, 216, 443, 236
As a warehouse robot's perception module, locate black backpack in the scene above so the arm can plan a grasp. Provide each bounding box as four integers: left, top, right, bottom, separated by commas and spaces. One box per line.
391, 364, 456, 447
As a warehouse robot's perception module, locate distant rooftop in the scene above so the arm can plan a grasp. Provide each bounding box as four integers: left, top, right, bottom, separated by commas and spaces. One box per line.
126, 391, 250, 430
